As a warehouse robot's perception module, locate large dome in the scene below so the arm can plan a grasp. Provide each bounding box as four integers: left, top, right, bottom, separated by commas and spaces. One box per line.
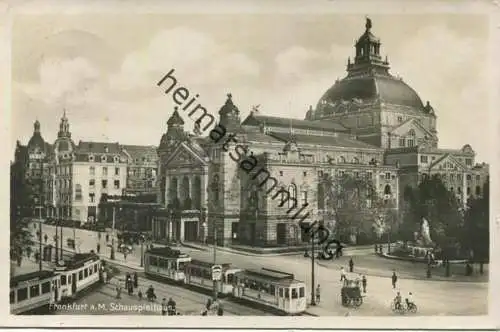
316, 74, 424, 111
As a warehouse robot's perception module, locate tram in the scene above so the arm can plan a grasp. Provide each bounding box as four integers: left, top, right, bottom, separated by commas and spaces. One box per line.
144, 247, 191, 282
184, 260, 242, 296
233, 268, 307, 315
10, 270, 57, 315
53, 253, 102, 302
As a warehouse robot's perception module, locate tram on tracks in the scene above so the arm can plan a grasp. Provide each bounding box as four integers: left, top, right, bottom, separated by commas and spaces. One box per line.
144, 247, 191, 282
10, 270, 57, 315
232, 268, 307, 315
53, 253, 102, 301
185, 260, 242, 296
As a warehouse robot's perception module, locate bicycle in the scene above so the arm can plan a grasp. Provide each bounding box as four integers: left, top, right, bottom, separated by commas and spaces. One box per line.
391, 300, 418, 314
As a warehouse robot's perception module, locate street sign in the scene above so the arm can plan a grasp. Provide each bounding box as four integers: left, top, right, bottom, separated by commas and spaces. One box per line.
211, 264, 222, 281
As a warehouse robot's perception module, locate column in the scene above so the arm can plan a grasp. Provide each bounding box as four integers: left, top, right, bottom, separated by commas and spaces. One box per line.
180, 219, 185, 242
164, 175, 170, 206
190, 174, 196, 210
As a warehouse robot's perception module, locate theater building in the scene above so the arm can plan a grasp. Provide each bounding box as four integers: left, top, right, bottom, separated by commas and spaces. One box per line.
152, 18, 488, 247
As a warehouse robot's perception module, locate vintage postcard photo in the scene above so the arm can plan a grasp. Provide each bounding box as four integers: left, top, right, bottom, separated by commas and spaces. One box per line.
4, 0, 498, 329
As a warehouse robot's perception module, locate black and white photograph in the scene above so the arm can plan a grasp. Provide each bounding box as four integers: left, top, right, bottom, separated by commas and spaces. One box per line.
4, 0, 498, 329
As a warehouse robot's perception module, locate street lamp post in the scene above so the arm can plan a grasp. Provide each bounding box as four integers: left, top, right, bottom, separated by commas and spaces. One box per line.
111, 205, 116, 260
310, 221, 317, 306
212, 222, 218, 301
38, 203, 43, 271
140, 234, 145, 267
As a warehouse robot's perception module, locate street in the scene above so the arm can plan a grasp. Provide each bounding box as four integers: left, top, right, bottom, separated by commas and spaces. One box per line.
32, 223, 489, 316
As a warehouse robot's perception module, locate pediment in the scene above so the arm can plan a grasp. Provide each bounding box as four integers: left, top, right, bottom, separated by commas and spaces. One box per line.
429, 154, 466, 172
164, 142, 208, 168
390, 119, 434, 139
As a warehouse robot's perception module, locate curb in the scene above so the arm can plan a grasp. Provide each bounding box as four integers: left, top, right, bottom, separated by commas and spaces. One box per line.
378, 253, 468, 264
315, 261, 488, 283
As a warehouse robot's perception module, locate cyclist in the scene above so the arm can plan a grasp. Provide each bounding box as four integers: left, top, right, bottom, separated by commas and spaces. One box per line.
394, 291, 402, 311
405, 292, 414, 309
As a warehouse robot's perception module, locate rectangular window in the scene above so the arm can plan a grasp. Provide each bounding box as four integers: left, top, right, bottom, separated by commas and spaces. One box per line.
78, 271, 83, 280
61, 275, 67, 286
9, 291, 15, 304
29, 284, 40, 298
17, 288, 28, 302
407, 139, 414, 147
385, 172, 391, 180
41, 282, 51, 294
301, 191, 308, 206
399, 138, 405, 147
466, 174, 472, 181
84, 268, 88, 278
476, 175, 480, 182
465, 159, 472, 166
285, 288, 290, 298
102, 180, 108, 188
279, 288, 284, 297
318, 170, 323, 178
89, 179, 95, 188
114, 180, 120, 189
115, 167, 120, 176
89, 193, 95, 203
467, 187, 471, 195
94, 264, 98, 273
420, 155, 428, 163
291, 288, 298, 299
366, 172, 372, 179
89, 166, 95, 176
299, 287, 305, 298
102, 167, 108, 176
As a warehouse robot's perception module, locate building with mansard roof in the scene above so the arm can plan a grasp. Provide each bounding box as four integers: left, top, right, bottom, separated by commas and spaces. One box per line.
153, 18, 488, 247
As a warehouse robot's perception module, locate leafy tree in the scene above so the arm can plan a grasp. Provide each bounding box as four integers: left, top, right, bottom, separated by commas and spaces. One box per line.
10, 162, 35, 270
400, 174, 463, 256
321, 173, 392, 244
463, 177, 489, 272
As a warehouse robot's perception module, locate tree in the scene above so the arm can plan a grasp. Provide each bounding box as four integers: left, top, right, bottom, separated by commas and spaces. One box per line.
10, 162, 35, 271
463, 177, 489, 272
321, 173, 389, 244
400, 174, 463, 256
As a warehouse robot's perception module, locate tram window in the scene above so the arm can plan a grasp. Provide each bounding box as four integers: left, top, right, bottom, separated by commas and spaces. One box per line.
17, 288, 28, 301
226, 273, 234, 284
159, 259, 165, 268
68, 276, 72, 284
149, 256, 158, 266
285, 288, 289, 298
41, 282, 51, 294
94, 264, 98, 273
30, 284, 40, 298
178, 261, 187, 271
78, 271, 83, 280
299, 287, 305, 298
279, 288, 283, 297
84, 268, 89, 278
269, 285, 275, 295
89, 267, 93, 275
203, 269, 210, 279
61, 275, 67, 285
291, 288, 298, 299
9, 291, 15, 304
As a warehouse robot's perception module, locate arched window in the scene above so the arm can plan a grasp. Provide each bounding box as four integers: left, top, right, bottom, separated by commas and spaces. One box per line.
352, 157, 359, 164
288, 184, 297, 209
384, 184, 392, 195
338, 156, 346, 163
409, 129, 416, 137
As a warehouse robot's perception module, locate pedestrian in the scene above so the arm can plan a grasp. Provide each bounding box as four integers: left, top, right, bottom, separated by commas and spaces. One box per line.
362, 275, 367, 293
161, 298, 167, 316
106, 234, 109, 243
349, 258, 354, 273
133, 272, 138, 288
124, 251, 127, 261
138, 289, 143, 301
26, 246, 32, 259
97, 243, 101, 254
391, 271, 398, 289
340, 267, 346, 282
116, 286, 122, 299
44, 234, 48, 243
315, 284, 321, 304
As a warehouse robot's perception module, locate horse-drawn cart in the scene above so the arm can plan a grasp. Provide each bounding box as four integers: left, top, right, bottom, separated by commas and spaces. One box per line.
341, 283, 363, 307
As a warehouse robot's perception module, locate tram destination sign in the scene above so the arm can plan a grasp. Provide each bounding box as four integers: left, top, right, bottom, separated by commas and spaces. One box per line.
211, 265, 222, 281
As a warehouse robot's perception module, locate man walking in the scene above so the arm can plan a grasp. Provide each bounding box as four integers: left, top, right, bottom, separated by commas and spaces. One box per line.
361, 275, 367, 293
340, 267, 346, 282
315, 284, 321, 304
349, 258, 354, 273
97, 243, 101, 254
391, 271, 398, 289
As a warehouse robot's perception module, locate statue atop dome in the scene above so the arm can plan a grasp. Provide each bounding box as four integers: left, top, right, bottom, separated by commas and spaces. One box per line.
365, 17, 372, 32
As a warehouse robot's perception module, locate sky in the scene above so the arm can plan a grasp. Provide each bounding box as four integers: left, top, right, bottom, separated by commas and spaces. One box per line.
11, 13, 492, 162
